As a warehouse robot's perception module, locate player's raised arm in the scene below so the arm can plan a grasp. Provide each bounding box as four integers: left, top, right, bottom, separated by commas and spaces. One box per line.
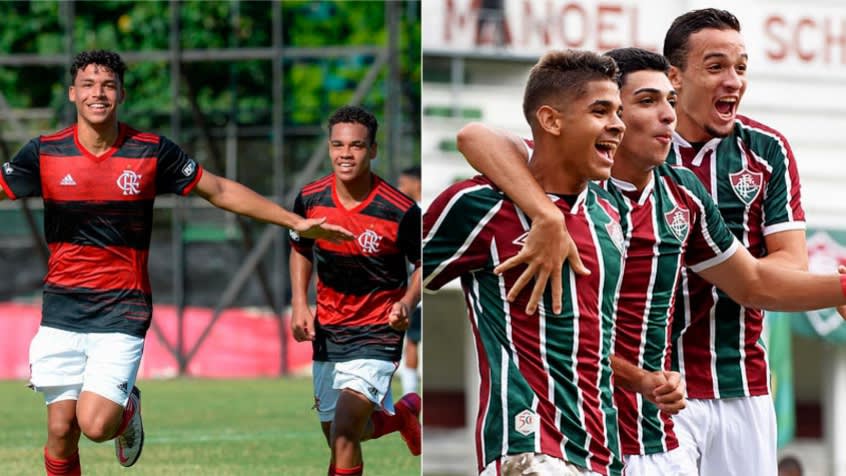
192, 169, 353, 243
696, 244, 846, 312
456, 122, 588, 315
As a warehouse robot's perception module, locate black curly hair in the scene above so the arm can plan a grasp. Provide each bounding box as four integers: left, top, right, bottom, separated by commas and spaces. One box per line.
70, 50, 127, 85
328, 106, 378, 146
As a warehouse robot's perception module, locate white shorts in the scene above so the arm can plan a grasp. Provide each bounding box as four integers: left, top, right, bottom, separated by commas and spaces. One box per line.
312, 359, 398, 422
29, 326, 144, 406
673, 395, 777, 476
480, 453, 602, 476
623, 447, 696, 476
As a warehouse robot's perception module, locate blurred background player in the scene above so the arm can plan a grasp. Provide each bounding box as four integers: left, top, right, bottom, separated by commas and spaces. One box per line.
0, 49, 352, 476
396, 165, 422, 395
289, 106, 421, 476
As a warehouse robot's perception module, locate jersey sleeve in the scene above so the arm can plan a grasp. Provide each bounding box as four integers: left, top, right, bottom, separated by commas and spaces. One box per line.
676, 170, 740, 272
0, 139, 41, 199
288, 192, 315, 259
759, 131, 805, 235
422, 179, 498, 293
397, 203, 421, 268
155, 136, 203, 196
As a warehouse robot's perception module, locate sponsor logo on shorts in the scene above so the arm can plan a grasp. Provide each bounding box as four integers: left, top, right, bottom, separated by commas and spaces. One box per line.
2, 162, 13, 175
312, 395, 321, 411
117, 381, 129, 395
515, 409, 537, 436
289, 229, 300, 242
368, 386, 379, 398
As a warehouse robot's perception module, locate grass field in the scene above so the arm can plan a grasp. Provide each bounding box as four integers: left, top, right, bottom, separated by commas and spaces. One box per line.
0, 378, 420, 476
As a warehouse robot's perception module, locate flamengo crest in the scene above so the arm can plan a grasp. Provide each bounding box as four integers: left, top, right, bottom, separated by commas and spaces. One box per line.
664, 206, 690, 242
729, 168, 763, 205
117, 170, 142, 195
358, 229, 382, 253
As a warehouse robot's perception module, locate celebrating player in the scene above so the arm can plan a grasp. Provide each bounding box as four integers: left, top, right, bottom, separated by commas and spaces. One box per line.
456, 45, 846, 475
0, 49, 353, 476
289, 106, 421, 476
426, 49, 655, 476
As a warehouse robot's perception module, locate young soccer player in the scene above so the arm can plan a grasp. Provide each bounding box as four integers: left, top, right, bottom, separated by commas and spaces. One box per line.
425, 49, 664, 476
0, 50, 353, 475
456, 45, 846, 475
289, 106, 421, 476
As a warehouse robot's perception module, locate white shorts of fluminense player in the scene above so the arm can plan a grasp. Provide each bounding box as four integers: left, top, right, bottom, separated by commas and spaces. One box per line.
312, 359, 398, 422
673, 395, 777, 476
29, 326, 144, 406
624, 446, 697, 476
481, 452, 603, 476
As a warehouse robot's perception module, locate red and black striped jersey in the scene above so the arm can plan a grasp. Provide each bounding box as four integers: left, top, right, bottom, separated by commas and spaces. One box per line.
290, 173, 420, 363
0, 123, 203, 337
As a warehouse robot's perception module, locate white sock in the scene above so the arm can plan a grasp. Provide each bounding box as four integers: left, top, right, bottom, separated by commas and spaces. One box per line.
399, 365, 419, 394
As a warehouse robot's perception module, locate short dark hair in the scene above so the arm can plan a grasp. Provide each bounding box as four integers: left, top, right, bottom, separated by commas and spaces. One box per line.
328, 106, 378, 146
401, 165, 420, 179
604, 48, 670, 87
663, 9, 741, 70
71, 50, 127, 85
522, 49, 618, 128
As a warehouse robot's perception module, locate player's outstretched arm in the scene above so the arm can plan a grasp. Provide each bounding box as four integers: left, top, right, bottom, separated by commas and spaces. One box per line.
289, 248, 316, 342
697, 244, 846, 312
389, 267, 421, 331
759, 229, 808, 271
610, 356, 686, 415
456, 122, 588, 315
193, 170, 353, 243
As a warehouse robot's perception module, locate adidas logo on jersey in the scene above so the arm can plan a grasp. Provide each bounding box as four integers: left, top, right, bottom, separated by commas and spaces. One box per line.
60, 174, 76, 186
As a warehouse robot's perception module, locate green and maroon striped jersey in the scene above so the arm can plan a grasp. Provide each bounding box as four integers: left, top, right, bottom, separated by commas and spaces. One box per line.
602, 164, 737, 456
666, 115, 805, 399
423, 176, 625, 476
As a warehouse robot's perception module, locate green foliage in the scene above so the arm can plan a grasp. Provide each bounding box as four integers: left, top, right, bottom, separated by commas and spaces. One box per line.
0, 0, 421, 141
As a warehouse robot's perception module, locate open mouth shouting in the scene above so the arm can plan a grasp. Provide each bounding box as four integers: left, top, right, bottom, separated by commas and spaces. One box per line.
714, 96, 738, 122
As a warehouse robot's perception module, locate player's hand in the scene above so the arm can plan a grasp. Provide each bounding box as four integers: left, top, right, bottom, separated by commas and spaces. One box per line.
388, 302, 410, 331
640, 370, 686, 415
295, 217, 355, 243
493, 210, 589, 315
291, 306, 316, 342
837, 265, 846, 321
